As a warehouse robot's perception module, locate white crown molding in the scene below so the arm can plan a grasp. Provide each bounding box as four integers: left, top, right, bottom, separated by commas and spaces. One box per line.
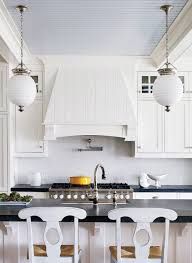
151, 0, 192, 67
0, 0, 31, 63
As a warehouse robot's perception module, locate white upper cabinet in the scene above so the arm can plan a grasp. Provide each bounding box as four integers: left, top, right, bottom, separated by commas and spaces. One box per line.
136, 71, 192, 158
164, 100, 190, 153
0, 114, 8, 191
137, 99, 163, 153
15, 100, 47, 157
0, 64, 7, 112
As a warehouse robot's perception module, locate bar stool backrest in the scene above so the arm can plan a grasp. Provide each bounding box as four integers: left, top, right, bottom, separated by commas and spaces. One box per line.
19, 207, 87, 263
108, 208, 177, 262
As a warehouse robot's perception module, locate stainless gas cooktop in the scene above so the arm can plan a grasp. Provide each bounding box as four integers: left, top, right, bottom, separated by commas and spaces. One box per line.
49, 183, 133, 204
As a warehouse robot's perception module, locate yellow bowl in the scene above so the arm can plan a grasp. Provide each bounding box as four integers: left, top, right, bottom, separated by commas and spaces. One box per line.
70, 176, 91, 186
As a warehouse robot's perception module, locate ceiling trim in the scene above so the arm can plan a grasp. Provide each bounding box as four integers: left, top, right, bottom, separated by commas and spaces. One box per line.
0, 0, 31, 63
151, 0, 192, 67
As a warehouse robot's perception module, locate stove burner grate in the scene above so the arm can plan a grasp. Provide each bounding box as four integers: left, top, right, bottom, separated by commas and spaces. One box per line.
50, 183, 130, 190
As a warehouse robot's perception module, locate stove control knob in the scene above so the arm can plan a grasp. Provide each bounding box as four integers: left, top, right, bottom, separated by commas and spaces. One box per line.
53, 194, 58, 199
125, 194, 130, 200
73, 194, 78, 200
59, 194, 64, 199
80, 194, 86, 200
67, 194, 72, 199
106, 194, 112, 200
119, 194, 124, 200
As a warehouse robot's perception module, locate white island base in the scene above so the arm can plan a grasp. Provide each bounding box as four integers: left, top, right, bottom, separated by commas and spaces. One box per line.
0, 222, 191, 263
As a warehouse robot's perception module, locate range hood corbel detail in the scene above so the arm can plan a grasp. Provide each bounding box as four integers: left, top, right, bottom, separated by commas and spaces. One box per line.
43, 66, 136, 140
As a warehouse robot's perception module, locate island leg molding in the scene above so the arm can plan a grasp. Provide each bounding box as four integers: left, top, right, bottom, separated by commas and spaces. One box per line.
89, 223, 106, 263
175, 224, 192, 263
0, 222, 19, 263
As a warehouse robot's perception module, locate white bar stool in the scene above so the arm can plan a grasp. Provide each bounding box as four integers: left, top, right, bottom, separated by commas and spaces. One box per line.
108, 208, 177, 263
19, 207, 87, 263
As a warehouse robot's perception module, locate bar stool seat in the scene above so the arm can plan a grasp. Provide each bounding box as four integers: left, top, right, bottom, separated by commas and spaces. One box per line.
32, 244, 81, 257
109, 245, 161, 260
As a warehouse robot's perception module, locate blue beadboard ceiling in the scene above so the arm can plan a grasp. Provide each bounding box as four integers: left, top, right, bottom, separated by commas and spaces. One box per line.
4, 0, 188, 55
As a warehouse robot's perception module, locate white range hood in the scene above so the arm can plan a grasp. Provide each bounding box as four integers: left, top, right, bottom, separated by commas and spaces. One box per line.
43, 66, 136, 141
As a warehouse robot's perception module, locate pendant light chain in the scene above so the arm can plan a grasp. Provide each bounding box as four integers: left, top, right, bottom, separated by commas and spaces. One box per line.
13, 5, 30, 75
20, 7, 24, 69
165, 8, 169, 67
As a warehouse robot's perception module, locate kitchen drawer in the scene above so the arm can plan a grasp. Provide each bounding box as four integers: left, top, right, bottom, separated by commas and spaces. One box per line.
17, 192, 49, 199
178, 193, 192, 199
133, 192, 178, 199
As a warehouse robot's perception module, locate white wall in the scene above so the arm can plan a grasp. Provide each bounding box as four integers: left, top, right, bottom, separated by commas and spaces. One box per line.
16, 136, 192, 185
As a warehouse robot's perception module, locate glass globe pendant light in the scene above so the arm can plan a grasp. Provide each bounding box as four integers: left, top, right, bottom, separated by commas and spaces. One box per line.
7, 5, 36, 112
153, 5, 183, 112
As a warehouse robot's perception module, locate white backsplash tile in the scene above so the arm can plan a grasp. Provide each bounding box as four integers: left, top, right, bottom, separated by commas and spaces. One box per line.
16, 136, 192, 185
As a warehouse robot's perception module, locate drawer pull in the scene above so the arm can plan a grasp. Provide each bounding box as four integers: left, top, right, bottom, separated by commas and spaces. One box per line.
152, 196, 159, 199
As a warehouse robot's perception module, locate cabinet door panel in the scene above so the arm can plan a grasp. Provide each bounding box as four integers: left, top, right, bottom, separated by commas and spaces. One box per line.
15, 101, 43, 153
0, 66, 7, 111
137, 100, 162, 152
164, 101, 189, 153
0, 115, 8, 191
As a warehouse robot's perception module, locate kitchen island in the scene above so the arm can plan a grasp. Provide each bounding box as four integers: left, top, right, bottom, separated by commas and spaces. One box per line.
0, 199, 192, 263
0, 198, 192, 222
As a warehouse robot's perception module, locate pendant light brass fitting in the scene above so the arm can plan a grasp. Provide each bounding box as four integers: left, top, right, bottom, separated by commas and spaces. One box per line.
158, 66, 176, 76
12, 67, 30, 75
160, 5, 173, 14
16, 5, 27, 13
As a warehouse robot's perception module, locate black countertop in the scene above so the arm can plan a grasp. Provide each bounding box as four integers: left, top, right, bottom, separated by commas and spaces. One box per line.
1, 199, 192, 223
11, 184, 192, 193
11, 184, 51, 192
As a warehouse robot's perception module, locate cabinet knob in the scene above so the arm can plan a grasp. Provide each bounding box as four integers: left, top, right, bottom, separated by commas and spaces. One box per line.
36, 86, 42, 93
39, 141, 43, 148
